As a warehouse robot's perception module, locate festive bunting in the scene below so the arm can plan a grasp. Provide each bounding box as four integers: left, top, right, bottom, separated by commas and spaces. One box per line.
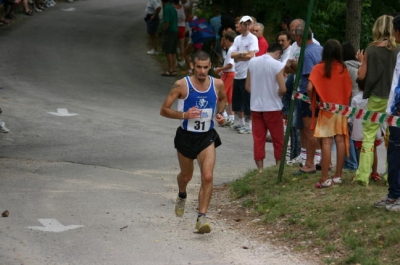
293, 92, 400, 127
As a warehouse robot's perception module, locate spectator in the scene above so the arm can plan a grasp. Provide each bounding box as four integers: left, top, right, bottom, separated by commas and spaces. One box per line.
160, 0, 178, 77
209, 6, 222, 55
353, 15, 399, 185
230, 15, 259, 134
0, 1, 10, 26
280, 15, 292, 32
253, 23, 268, 56
181, 6, 202, 75
291, 23, 322, 175
173, 0, 186, 66
277, 31, 292, 64
350, 78, 383, 180
307, 39, 352, 188
144, 0, 162, 55
246, 43, 286, 171
214, 30, 236, 127
342, 41, 361, 171
4, 0, 33, 18
374, 14, 400, 211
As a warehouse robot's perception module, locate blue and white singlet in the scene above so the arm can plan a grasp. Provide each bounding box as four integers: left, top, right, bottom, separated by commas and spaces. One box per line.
178, 76, 218, 133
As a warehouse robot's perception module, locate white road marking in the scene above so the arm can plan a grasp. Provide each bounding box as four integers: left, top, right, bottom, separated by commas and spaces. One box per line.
26, 219, 84, 233
47, 108, 79, 117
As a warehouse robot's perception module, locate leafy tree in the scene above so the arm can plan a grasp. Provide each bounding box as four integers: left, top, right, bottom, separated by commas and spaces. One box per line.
196, 0, 400, 49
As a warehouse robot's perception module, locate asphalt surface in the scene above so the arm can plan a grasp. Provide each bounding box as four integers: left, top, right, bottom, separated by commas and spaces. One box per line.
0, 1, 386, 264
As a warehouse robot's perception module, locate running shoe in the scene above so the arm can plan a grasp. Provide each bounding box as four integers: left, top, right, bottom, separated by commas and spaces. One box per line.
195, 215, 211, 234
175, 196, 186, 217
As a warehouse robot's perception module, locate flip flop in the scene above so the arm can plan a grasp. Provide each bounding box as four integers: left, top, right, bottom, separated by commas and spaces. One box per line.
315, 179, 333, 188
161, 71, 176, 77
293, 169, 317, 176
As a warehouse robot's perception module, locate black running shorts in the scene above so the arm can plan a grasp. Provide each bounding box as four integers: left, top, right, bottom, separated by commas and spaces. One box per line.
174, 127, 221, 159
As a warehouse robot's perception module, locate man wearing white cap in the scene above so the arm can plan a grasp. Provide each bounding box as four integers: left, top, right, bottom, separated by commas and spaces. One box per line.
230, 15, 259, 134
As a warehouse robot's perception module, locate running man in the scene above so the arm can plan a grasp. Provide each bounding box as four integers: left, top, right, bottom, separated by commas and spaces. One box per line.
160, 51, 226, 233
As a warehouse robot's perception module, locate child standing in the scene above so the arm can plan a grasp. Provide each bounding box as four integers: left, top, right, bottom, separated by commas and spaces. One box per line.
215, 30, 236, 126
351, 79, 384, 181
307, 39, 353, 188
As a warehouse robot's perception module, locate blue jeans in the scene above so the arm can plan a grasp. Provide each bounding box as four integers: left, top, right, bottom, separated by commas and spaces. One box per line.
283, 74, 301, 159
344, 123, 358, 170
387, 126, 400, 199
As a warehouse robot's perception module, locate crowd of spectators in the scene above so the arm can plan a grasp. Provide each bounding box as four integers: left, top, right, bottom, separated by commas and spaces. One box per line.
0, 0, 79, 26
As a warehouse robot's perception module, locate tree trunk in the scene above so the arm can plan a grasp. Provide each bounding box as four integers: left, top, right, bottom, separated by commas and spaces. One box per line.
345, 0, 363, 51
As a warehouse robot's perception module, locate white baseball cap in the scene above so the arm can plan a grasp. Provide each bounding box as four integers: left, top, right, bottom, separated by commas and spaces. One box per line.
240, 15, 252, 23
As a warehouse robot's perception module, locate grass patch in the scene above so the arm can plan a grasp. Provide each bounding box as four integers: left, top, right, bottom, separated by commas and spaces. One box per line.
227, 165, 399, 265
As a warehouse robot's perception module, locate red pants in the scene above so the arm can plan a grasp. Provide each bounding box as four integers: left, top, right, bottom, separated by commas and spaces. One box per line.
221, 72, 235, 104
252, 111, 284, 161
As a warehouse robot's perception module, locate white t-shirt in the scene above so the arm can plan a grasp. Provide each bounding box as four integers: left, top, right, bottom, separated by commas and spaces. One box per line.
231, 33, 259, 79
223, 47, 235, 73
351, 92, 382, 141
280, 45, 292, 65
248, 54, 285, 111
175, 5, 185, 27
144, 0, 161, 15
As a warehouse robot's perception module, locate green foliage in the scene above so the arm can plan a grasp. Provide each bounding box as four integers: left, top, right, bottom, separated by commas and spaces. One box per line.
227, 166, 400, 264
196, 0, 400, 48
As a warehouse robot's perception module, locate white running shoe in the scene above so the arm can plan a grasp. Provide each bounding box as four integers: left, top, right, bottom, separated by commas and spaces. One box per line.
238, 126, 252, 134
0, 122, 9, 133
286, 155, 305, 166
147, 49, 159, 55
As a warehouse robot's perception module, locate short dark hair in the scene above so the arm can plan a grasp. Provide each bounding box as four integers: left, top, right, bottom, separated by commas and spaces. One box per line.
277, 31, 291, 41
341, 42, 357, 61
223, 30, 237, 42
191, 50, 210, 64
267, 42, 283, 54
394, 15, 400, 31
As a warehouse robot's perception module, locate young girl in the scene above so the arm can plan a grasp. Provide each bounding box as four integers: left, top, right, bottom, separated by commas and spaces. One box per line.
351, 79, 384, 181
354, 15, 399, 186
307, 39, 353, 188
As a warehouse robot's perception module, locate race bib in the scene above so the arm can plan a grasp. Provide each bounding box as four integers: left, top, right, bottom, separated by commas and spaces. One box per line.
186, 108, 213, 132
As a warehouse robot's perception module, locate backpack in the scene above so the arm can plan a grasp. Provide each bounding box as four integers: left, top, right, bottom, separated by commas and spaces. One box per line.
189, 18, 216, 44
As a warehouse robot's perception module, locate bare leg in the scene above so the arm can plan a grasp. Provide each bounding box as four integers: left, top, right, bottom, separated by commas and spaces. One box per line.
196, 144, 216, 214
255, 160, 263, 171
150, 33, 158, 52
176, 151, 194, 193
320, 137, 332, 183
166, 53, 176, 73
334, 134, 345, 177
372, 147, 378, 174
300, 117, 316, 172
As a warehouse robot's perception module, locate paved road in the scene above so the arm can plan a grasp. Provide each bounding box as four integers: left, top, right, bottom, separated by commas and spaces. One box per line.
0, 1, 384, 264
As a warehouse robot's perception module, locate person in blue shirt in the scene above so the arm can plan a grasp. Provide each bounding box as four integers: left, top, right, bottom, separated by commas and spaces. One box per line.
160, 51, 227, 233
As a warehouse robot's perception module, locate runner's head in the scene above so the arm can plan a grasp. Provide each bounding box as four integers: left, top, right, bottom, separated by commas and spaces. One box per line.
190, 51, 211, 83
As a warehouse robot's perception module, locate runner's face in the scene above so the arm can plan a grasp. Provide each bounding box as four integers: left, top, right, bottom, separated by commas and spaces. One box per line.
192, 59, 211, 83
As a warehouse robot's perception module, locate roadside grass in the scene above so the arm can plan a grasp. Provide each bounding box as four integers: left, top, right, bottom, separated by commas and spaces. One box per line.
229, 165, 400, 265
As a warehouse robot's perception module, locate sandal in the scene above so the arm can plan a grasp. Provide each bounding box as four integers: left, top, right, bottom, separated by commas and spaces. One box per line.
161, 70, 176, 77
315, 179, 332, 188
331, 176, 342, 184
25, 10, 34, 16
370, 173, 381, 181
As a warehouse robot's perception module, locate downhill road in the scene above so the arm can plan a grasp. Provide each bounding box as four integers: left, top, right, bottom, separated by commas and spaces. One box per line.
0, 1, 327, 264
